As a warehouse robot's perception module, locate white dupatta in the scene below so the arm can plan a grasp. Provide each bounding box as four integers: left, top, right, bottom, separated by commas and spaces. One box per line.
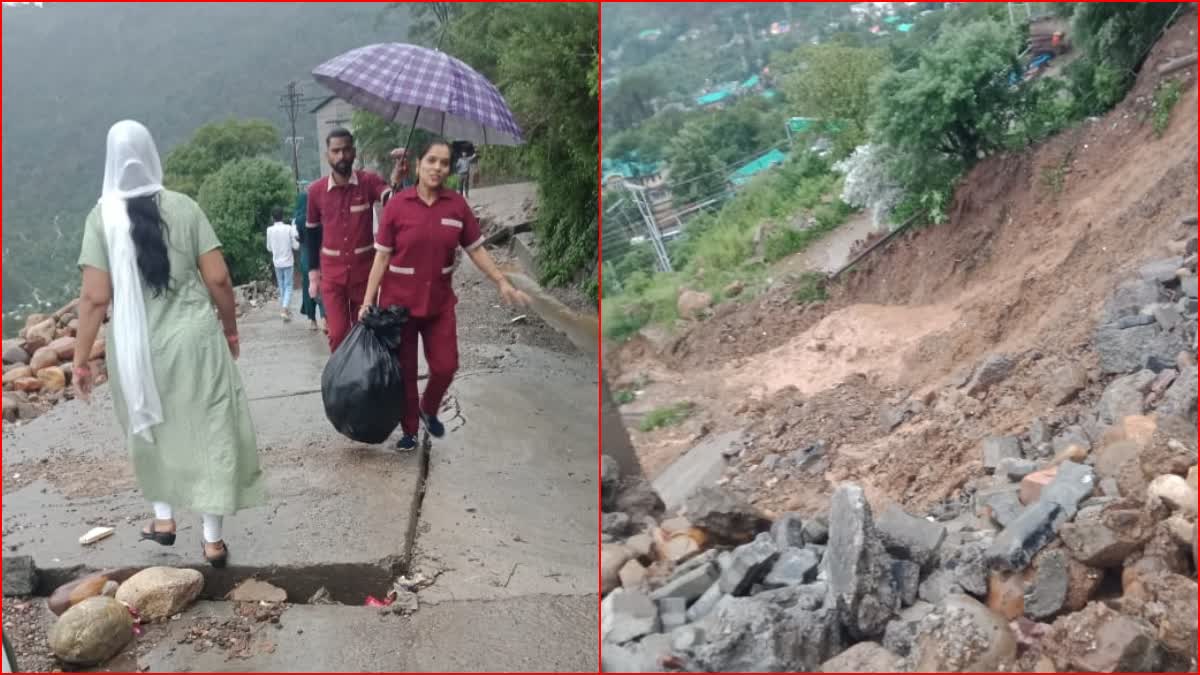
99, 121, 164, 443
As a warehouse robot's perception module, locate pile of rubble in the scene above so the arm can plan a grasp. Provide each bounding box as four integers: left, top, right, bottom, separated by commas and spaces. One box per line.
38, 566, 205, 667
2, 299, 105, 423
4, 557, 292, 669
601, 247, 1198, 672
1, 282, 274, 424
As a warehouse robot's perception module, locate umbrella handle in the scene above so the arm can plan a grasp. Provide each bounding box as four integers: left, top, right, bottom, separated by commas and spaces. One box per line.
403, 15, 450, 166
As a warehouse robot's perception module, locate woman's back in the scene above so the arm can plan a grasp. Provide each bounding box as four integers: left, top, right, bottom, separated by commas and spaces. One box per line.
79, 189, 224, 344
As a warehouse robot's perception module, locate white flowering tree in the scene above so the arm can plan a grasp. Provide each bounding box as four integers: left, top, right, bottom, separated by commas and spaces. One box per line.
833, 143, 904, 230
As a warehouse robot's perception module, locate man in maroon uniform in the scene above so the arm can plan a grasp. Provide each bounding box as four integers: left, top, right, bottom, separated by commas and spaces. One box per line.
304, 128, 402, 351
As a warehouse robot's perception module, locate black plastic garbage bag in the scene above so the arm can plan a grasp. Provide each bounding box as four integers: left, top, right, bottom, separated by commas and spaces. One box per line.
321, 305, 410, 444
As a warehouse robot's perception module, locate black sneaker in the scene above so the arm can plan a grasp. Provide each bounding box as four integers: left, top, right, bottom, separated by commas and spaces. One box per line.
420, 411, 445, 438
395, 434, 417, 451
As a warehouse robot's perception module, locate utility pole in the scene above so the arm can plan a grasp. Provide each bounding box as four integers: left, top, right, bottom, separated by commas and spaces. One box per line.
623, 182, 672, 273
278, 81, 326, 193
280, 82, 303, 191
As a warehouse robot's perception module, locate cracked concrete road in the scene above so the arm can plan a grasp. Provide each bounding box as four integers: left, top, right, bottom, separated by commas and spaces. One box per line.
1, 183, 598, 671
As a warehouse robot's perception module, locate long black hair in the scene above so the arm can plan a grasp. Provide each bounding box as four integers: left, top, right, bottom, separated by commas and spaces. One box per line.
127, 195, 171, 297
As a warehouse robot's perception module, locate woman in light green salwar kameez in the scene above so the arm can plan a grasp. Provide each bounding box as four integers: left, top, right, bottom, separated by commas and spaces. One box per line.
71, 120, 264, 567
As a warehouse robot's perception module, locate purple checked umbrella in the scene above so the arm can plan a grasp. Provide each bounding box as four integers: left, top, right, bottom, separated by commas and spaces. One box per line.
312, 43, 524, 146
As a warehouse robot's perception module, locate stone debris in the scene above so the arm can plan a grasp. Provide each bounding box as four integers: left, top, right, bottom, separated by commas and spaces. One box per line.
597, 247, 1200, 672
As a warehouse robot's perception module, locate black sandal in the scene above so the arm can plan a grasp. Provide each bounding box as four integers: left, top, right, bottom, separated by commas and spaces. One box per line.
203, 540, 229, 569
140, 520, 176, 546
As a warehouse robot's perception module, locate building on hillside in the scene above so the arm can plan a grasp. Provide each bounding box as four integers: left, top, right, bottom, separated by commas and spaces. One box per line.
695, 89, 733, 109
728, 148, 788, 189
603, 157, 676, 226
740, 74, 763, 94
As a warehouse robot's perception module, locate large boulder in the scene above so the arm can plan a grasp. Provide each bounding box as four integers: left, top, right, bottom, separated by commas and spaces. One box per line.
1095, 323, 1187, 375
2, 339, 30, 365
1098, 370, 1156, 425
24, 318, 56, 347
965, 354, 1015, 397
29, 346, 60, 373
3, 365, 33, 385
825, 484, 900, 639
912, 594, 1017, 671
37, 367, 67, 393
677, 289, 714, 320
1044, 601, 1163, 672
48, 569, 137, 616
48, 335, 77, 361
681, 486, 771, 546
47, 596, 134, 666
687, 587, 842, 671
1058, 503, 1153, 567
113, 566, 204, 621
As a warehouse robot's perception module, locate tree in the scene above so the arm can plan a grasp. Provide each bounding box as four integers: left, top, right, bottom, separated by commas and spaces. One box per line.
666, 118, 728, 204
781, 45, 888, 148
603, 70, 665, 132
872, 20, 1022, 171
163, 119, 281, 198
1068, 3, 1183, 113
197, 158, 293, 284
428, 3, 599, 290
666, 97, 783, 203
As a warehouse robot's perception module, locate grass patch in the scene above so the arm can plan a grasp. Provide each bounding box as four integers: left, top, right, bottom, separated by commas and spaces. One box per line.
1153, 79, 1182, 137
614, 388, 636, 405
602, 152, 857, 338
639, 401, 696, 431
764, 201, 855, 263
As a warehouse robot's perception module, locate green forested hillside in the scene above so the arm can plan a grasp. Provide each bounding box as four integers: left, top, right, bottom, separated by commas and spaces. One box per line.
1, 2, 410, 317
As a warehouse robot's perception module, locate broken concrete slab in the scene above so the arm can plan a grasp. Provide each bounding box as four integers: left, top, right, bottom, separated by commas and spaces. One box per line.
803, 516, 830, 545
825, 484, 900, 639
981, 437, 1022, 473
690, 593, 842, 671
770, 512, 806, 549
601, 588, 659, 645
985, 500, 1062, 572
652, 430, 741, 513
657, 597, 688, 632
763, 548, 820, 589
718, 533, 779, 596
650, 561, 718, 605
685, 581, 724, 623
875, 504, 947, 569
1023, 548, 1068, 620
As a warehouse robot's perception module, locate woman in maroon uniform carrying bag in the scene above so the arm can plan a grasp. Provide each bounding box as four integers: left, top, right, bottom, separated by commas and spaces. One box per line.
360, 138, 530, 450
